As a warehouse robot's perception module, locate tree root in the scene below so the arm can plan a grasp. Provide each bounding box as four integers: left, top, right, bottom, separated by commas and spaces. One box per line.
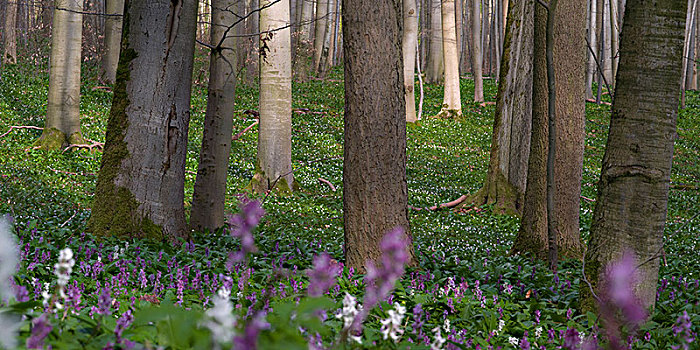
0, 125, 44, 138
409, 194, 468, 211
62, 141, 104, 153
318, 177, 336, 191
232, 121, 259, 141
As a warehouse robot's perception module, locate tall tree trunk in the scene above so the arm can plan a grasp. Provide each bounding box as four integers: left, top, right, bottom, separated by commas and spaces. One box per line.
426, 0, 444, 83
455, 0, 462, 74
35, 0, 86, 150
472, 0, 484, 101
190, 0, 238, 232
319, 0, 335, 76
581, 0, 686, 313
245, 0, 259, 85
325, 0, 340, 68
312, 0, 328, 74
609, 0, 619, 85
293, 0, 314, 81
251, 0, 294, 193
586, 0, 597, 99
89, 0, 198, 242
512, 0, 586, 260
420, 0, 431, 72
101, 0, 125, 84
41, 0, 53, 33
343, 0, 416, 270
470, 0, 533, 216
439, 0, 462, 117
602, 0, 613, 83
404, 0, 419, 122
3, 0, 18, 64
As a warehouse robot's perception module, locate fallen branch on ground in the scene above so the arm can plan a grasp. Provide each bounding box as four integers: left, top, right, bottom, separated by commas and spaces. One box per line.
232, 121, 259, 141
0, 125, 43, 138
409, 195, 468, 211
585, 98, 612, 106
318, 178, 336, 191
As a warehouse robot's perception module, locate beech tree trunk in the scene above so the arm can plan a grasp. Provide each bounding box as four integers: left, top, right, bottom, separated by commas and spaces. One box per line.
581, 0, 686, 313
586, 0, 598, 100
89, 0, 198, 242
3, 0, 17, 64
245, 0, 259, 85
426, 0, 445, 83
293, 0, 314, 81
404, 0, 419, 122
512, 0, 586, 260
101, 0, 125, 84
190, 0, 238, 232
35, 0, 86, 150
343, 0, 416, 270
439, 0, 462, 117
471, 0, 533, 216
472, 0, 484, 101
312, 0, 329, 74
251, 0, 294, 193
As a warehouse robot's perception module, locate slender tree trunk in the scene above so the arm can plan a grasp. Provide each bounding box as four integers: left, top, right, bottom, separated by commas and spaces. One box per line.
581, 0, 686, 313
470, 0, 533, 216
609, 0, 619, 84
35, 0, 86, 150
426, 0, 445, 83
680, 0, 695, 108
101, 0, 124, 84
343, 0, 416, 270
41, 0, 53, 33
404, 0, 419, 122
293, 0, 314, 81
439, 0, 462, 117
512, 0, 586, 260
324, 0, 340, 69
318, 0, 334, 76
472, 0, 484, 101
312, 0, 328, 73
586, 0, 597, 99
420, 0, 431, 72
602, 0, 613, 82
190, 0, 238, 232
245, 0, 260, 85
3, 0, 18, 64
89, 0, 198, 242
251, 0, 294, 193
455, 0, 462, 74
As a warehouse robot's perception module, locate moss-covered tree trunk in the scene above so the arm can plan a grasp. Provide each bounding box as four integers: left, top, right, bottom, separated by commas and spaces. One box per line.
89, 0, 198, 242
35, 0, 86, 150
512, 0, 586, 260
100, 0, 125, 84
470, 0, 533, 216
251, 0, 294, 194
190, 0, 238, 232
581, 0, 686, 313
343, 0, 416, 271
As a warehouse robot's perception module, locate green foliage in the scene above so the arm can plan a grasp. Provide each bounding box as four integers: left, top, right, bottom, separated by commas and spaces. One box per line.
0, 59, 698, 349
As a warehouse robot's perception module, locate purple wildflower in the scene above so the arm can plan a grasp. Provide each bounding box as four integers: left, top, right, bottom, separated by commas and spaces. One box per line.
307, 253, 341, 297
233, 312, 269, 350
362, 227, 410, 309
563, 328, 580, 350
227, 198, 265, 265
115, 309, 134, 342
671, 311, 695, 350
26, 313, 52, 349
97, 287, 112, 316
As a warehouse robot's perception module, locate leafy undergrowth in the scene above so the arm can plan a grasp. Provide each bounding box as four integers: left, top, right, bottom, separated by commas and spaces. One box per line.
0, 57, 698, 350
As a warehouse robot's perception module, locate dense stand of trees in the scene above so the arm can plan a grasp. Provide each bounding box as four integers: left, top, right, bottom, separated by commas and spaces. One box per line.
0, 0, 693, 319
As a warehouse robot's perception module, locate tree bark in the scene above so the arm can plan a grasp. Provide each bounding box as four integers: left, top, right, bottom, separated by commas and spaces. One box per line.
101, 0, 125, 84
426, 0, 445, 83
512, 0, 586, 260
439, 0, 462, 117
89, 0, 198, 242
343, 0, 416, 271
245, 0, 260, 85
3, 0, 18, 64
470, 0, 533, 216
35, 0, 86, 150
293, 0, 314, 81
404, 0, 419, 122
312, 0, 329, 74
472, 0, 484, 101
581, 0, 686, 313
586, 0, 598, 100
190, 0, 239, 232
251, 0, 294, 193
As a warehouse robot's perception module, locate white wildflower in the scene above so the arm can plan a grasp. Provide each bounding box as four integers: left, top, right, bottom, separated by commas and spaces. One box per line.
535, 326, 543, 338
0, 217, 19, 349
443, 318, 451, 333
580, 331, 585, 344
508, 336, 519, 346
336, 293, 360, 329
494, 319, 505, 335
55, 248, 75, 287
430, 326, 447, 350
380, 303, 406, 342
202, 288, 237, 345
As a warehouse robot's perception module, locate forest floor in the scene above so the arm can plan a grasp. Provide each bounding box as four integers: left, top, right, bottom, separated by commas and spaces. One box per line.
0, 58, 699, 348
